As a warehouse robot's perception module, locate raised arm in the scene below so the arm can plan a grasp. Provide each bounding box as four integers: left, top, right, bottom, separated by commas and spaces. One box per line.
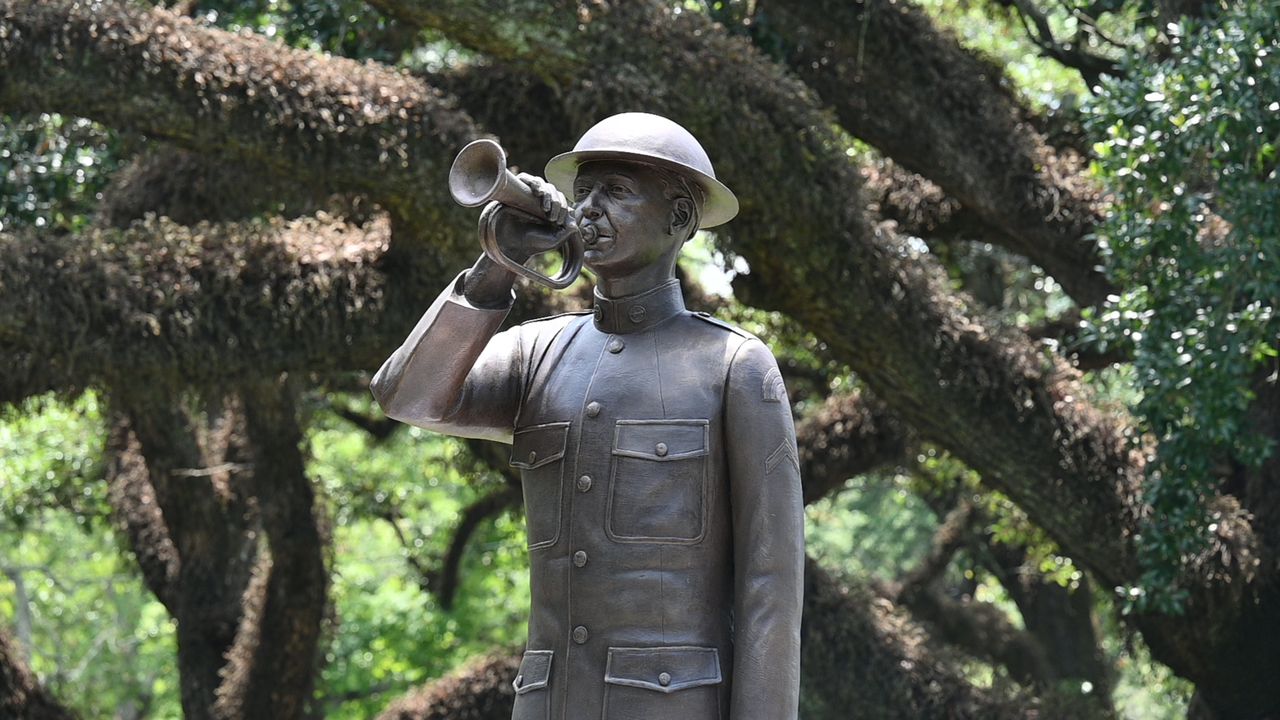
370, 267, 524, 443
371, 176, 576, 443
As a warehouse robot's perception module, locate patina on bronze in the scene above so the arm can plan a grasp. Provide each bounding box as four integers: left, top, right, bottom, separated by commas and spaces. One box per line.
372, 112, 803, 720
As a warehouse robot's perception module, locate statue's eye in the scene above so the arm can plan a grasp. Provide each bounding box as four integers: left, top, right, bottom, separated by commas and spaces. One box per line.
609, 184, 630, 197
574, 186, 590, 200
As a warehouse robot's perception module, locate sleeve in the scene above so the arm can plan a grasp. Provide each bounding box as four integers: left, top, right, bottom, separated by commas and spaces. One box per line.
724, 337, 804, 720
370, 271, 525, 444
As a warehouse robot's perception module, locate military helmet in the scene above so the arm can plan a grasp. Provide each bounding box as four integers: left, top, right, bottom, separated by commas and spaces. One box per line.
545, 112, 739, 229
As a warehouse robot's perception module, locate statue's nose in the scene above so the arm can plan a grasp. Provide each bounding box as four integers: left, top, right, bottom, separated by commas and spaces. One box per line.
580, 202, 603, 221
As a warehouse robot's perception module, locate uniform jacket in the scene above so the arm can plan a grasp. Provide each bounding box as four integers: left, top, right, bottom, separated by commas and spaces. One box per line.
371, 274, 804, 720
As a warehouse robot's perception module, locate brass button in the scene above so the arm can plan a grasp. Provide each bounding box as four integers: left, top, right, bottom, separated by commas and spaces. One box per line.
658, 672, 671, 687
528, 450, 538, 464
655, 442, 668, 457
577, 475, 593, 492
572, 625, 589, 644
628, 305, 647, 324
573, 550, 588, 568
586, 401, 602, 418
608, 338, 624, 353
515, 674, 524, 688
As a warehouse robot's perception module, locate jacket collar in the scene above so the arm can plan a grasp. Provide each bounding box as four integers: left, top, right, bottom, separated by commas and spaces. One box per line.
593, 279, 685, 335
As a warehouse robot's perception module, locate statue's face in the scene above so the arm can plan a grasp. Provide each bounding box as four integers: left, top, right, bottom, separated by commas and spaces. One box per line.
572, 160, 683, 279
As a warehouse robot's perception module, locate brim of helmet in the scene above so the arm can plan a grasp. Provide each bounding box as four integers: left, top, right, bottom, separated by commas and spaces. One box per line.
545, 150, 740, 229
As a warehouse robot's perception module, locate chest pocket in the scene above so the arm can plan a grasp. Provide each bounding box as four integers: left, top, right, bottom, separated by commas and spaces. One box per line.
607, 419, 709, 544
511, 422, 569, 550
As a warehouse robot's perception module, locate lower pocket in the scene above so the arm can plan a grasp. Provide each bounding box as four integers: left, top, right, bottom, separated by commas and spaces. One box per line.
511, 649, 553, 720
601, 646, 721, 720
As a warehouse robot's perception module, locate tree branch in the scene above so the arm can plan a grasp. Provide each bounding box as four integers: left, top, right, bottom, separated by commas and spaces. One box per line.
431, 486, 521, 610
1001, 0, 1123, 85
0, 0, 480, 251
881, 502, 1059, 688
862, 161, 992, 245
376, 651, 520, 720
796, 389, 912, 504
757, 0, 1115, 306
334, 406, 403, 443
0, 214, 395, 406
103, 417, 181, 612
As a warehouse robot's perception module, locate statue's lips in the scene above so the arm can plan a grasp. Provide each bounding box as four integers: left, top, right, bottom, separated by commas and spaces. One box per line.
580, 226, 613, 248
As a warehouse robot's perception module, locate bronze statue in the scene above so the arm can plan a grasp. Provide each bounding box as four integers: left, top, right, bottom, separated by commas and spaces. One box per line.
372, 112, 803, 720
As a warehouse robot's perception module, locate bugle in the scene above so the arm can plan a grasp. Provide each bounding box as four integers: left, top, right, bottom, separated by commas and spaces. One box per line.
448, 139, 584, 290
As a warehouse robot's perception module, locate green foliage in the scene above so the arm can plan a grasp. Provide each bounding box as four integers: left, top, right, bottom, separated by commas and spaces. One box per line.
1095, 592, 1194, 719
198, 0, 412, 62
0, 114, 123, 233
307, 396, 530, 717
917, 448, 1085, 590
913, 0, 1090, 109
0, 393, 531, 718
1085, 1, 1280, 612
0, 513, 181, 719
805, 471, 938, 583
0, 392, 107, 530
0, 394, 180, 718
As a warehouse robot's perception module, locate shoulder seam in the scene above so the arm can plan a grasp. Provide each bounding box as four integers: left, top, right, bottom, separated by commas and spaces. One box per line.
689, 311, 754, 339
518, 310, 592, 326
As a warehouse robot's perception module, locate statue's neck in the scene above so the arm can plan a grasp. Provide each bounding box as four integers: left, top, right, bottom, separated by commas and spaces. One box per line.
594, 263, 676, 299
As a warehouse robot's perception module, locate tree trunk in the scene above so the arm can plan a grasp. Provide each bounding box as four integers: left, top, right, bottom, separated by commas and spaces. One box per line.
111, 397, 258, 720
213, 379, 328, 719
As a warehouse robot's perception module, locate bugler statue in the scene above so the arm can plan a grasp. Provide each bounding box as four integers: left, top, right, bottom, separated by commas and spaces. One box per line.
372, 112, 803, 720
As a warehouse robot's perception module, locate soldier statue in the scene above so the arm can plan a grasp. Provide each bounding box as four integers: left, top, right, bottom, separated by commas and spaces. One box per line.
371, 112, 803, 720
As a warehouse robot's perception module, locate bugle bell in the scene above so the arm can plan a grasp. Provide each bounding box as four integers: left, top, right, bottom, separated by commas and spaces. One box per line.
448, 139, 584, 290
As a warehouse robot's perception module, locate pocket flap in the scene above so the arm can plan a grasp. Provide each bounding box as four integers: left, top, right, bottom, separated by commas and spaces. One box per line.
613, 420, 708, 461
604, 646, 721, 693
512, 650, 553, 695
510, 422, 570, 469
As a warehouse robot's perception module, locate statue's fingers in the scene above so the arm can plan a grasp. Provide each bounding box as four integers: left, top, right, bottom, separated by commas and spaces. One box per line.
552, 189, 569, 225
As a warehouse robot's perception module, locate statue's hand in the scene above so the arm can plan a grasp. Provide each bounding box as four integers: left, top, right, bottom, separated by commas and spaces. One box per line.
489, 174, 575, 263
517, 173, 571, 226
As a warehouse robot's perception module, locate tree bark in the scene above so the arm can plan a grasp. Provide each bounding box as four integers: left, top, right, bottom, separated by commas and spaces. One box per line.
376, 653, 520, 720
795, 389, 911, 504
213, 379, 328, 719
108, 395, 259, 720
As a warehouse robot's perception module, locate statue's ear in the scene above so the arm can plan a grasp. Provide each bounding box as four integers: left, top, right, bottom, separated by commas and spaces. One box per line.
669, 196, 696, 241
